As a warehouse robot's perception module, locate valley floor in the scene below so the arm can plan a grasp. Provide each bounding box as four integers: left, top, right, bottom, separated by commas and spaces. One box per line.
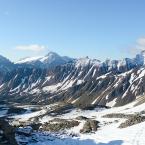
0, 100, 145, 145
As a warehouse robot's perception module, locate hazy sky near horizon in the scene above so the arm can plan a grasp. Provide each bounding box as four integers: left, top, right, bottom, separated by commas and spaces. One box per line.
0, 0, 145, 62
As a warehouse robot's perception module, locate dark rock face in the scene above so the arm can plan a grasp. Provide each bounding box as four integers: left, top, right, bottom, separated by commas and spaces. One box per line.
7, 107, 27, 115
1, 52, 145, 107
0, 118, 18, 145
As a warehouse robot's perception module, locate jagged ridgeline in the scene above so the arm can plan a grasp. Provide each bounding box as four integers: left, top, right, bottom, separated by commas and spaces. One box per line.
0, 51, 145, 107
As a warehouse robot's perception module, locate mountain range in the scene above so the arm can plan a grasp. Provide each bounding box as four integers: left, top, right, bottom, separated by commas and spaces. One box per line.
0, 51, 145, 107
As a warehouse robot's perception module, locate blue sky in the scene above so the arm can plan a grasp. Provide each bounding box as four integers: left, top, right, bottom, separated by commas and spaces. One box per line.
0, 0, 145, 62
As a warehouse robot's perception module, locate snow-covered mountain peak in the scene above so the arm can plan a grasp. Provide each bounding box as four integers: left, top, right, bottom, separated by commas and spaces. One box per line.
16, 56, 42, 64
135, 51, 145, 66
140, 50, 145, 56
40, 51, 62, 63
45, 51, 60, 59
16, 52, 73, 68
0, 54, 14, 73
0, 55, 11, 63
46, 51, 59, 57
75, 57, 100, 68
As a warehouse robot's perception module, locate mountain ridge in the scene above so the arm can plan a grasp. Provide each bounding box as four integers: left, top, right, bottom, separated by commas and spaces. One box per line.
0, 51, 145, 107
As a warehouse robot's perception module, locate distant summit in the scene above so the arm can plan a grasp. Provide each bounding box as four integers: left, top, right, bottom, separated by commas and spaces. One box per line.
16, 51, 73, 68
0, 55, 14, 73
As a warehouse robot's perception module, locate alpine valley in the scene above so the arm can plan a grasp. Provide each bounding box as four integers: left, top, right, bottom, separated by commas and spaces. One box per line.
0, 51, 145, 145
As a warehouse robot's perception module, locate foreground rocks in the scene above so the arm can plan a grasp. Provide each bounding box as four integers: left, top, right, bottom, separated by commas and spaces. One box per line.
16, 126, 33, 136
119, 114, 145, 128
41, 118, 79, 132
102, 112, 145, 128
76, 116, 88, 120
102, 113, 134, 119
80, 120, 100, 133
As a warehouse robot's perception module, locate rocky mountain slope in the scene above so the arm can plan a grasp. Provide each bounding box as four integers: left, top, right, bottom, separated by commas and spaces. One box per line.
0, 51, 145, 107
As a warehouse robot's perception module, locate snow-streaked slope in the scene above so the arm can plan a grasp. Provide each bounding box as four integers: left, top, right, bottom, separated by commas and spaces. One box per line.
1, 51, 145, 107
16, 56, 42, 64
1, 60, 145, 107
